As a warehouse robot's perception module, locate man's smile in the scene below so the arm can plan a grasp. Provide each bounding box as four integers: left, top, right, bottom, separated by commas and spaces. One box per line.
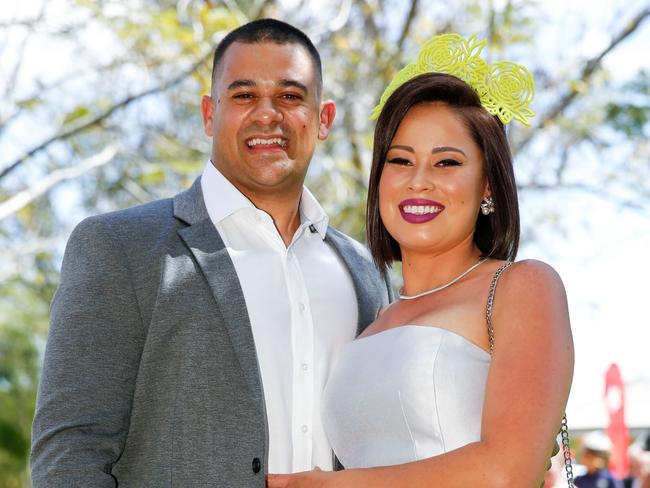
245, 135, 288, 151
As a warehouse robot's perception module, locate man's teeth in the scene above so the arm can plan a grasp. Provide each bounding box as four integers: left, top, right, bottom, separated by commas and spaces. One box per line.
247, 137, 286, 148
402, 205, 442, 215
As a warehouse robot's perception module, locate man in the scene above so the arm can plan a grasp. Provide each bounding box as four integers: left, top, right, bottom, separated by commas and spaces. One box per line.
31, 19, 392, 487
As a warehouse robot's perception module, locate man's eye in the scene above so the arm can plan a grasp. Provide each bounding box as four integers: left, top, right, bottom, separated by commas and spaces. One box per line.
282, 93, 302, 100
234, 93, 254, 99
386, 158, 412, 165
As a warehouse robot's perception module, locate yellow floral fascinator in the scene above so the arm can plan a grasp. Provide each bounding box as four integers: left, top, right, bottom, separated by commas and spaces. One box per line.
370, 33, 535, 126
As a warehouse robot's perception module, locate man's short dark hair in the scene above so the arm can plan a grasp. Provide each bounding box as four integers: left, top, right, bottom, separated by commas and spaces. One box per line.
211, 18, 323, 97
366, 73, 520, 268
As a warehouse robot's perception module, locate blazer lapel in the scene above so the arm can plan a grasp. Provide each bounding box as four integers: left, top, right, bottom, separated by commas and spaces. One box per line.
325, 229, 384, 336
173, 179, 264, 407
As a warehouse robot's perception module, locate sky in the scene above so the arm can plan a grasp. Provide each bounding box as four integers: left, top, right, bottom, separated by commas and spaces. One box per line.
1, 0, 649, 430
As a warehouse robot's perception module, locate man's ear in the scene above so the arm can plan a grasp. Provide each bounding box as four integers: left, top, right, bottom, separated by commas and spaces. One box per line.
317, 100, 336, 141
201, 95, 214, 137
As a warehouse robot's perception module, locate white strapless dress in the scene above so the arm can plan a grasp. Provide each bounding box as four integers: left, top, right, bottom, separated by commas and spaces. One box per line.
322, 325, 490, 469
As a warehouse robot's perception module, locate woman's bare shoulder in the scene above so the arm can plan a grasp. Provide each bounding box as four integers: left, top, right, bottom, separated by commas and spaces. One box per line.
499, 259, 565, 297
493, 259, 570, 335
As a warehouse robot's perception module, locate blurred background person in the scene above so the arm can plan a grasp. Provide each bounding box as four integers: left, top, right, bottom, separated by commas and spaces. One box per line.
576, 430, 624, 488
625, 431, 650, 488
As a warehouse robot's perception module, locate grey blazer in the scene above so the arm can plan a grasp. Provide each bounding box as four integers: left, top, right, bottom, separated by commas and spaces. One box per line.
31, 179, 392, 488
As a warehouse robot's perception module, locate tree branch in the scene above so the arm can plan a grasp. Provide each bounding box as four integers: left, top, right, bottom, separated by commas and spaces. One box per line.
0, 50, 212, 182
1, 2, 45, 121
361, 0, 380, 40
396, 0, 419, 51
514, 6, 650, 152
0, 146, 117, 220
327, 0, 353, 32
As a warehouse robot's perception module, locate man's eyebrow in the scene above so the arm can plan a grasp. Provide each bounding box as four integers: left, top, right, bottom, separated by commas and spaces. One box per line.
431, 146, 466, 156
227, 79, 256, 90
226, 79, 309, 94
278, 79, 308, 94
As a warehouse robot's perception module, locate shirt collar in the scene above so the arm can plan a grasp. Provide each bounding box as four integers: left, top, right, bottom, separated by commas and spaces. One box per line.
200, 161, 329, 239
299, 185, 329, 239
201, 160, 256, 224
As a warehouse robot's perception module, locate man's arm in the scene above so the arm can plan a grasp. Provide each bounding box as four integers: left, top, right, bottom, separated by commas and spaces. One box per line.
31, 216, 146, 487
382, 266, 395, 303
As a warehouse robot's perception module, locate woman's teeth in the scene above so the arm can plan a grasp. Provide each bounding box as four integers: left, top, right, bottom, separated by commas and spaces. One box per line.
402, 205, 442, 215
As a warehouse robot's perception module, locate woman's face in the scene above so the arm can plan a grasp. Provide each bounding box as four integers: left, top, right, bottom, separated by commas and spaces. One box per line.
378, 102, 489, 257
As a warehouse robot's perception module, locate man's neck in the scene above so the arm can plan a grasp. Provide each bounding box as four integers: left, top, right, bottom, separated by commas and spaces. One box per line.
208, 161, 305, 247
249, 192, 303, 247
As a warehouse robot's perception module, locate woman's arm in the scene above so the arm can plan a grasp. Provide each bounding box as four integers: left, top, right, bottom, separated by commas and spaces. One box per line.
268, 259, 574, 488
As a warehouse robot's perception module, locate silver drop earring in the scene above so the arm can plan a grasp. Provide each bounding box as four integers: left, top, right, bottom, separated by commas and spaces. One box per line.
480, 196, 495, 215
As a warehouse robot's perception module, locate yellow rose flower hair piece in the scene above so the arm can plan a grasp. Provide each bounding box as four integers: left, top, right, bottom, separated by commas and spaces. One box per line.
370, 33, 535, 126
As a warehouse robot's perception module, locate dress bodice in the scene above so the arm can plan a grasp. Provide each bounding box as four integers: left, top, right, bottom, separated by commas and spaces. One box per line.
322, 325, 490, 469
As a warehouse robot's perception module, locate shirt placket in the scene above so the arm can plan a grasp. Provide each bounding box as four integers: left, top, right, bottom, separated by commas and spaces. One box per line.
286, 236, 315, 472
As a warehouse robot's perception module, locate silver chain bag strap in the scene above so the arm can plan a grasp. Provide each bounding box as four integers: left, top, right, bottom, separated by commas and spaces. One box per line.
486, 261, 574, 488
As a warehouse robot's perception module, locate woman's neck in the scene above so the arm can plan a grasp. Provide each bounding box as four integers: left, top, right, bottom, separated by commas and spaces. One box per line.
400, 240, 484, 297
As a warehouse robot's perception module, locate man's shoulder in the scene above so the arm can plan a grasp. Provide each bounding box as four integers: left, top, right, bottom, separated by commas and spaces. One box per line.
96, 196, 175, 227
325, 226, 373, 262
325, 226, 395, 305
69, 196, 178, 250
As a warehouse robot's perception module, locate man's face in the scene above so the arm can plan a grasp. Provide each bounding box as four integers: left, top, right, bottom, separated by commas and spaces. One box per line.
201, 41, 335, 202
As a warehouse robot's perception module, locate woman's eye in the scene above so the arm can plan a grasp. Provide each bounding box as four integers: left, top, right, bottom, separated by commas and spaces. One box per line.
386, 158, 412, 165
436, 158, 461, 167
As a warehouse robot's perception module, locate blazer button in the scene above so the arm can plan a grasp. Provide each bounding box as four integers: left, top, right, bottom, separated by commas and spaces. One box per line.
252, 457, 262, 474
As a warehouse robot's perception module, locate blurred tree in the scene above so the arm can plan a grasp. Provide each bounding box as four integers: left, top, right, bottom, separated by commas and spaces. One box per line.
0, 1, 648, 485
0, 259, 56, 487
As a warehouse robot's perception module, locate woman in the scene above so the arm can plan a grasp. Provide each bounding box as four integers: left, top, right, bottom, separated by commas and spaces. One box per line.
268, 34, 574, 488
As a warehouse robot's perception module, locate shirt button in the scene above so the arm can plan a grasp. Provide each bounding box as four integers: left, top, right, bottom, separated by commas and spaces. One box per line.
299, 303, 305, 313
301, 425, 309, 433
252, 457, 262, 473
301, 363, 309, 371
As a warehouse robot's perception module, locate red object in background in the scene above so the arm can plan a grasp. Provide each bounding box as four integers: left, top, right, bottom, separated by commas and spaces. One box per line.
604, 363, 630, 478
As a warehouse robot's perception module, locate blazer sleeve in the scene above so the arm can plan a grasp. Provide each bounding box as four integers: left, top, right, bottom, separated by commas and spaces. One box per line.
31, 216, 146, 487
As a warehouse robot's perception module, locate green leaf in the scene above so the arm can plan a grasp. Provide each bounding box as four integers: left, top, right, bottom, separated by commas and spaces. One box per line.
16, 97, 41, 110
62, 105, 90, 126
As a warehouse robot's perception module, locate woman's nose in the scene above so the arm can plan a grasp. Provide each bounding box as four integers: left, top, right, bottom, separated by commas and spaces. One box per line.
407, 165, 435, 192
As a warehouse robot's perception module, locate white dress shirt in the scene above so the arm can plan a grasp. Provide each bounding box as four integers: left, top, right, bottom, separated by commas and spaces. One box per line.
201, 161, 358, 473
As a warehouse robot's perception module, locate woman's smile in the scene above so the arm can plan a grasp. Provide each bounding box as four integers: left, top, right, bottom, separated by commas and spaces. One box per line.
398, 198, 445, 223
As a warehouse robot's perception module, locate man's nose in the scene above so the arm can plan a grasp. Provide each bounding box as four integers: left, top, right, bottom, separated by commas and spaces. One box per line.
250, 97, 283, 125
